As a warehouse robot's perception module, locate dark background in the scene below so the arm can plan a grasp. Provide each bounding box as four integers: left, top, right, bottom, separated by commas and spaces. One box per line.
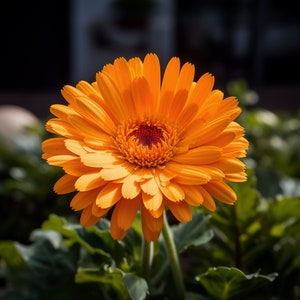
0, 0, 299, 119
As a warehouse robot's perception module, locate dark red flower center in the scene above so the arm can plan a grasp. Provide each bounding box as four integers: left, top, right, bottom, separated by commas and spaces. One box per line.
131, 125, 163, 148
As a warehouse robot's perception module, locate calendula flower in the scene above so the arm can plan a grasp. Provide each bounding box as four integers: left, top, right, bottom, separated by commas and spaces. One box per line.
42, 53, 248, 242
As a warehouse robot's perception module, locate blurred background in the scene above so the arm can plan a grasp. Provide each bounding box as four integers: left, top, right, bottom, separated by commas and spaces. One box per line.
0, 0, 299, 118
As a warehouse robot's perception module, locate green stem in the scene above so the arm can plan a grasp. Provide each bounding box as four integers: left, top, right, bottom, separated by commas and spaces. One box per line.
162, 211, 186, 299
141, 237, 153, 281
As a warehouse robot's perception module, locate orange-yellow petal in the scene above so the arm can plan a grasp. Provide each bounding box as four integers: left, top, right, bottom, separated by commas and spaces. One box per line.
54, 174, 77, 194
172, 146, 221, 165
142, 191, 163, 212
110, 197, 140, 240
166, 200, 192, 223
80, 204, 99, 227
70, 190, 99, 210
203, 182, 237, 204
96, 182, 122, 209
159, 182, 185, 202
75, 172, 105, 191
141, 203, 163, 242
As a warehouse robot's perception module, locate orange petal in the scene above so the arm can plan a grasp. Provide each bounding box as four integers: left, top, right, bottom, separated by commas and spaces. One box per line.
54, 174, 77, 194
63, 159, 95, 176
159, 182, 184, 202
182, 185, 204, 206
143, 53, 160, 110
75, 172, 105, 191
161, 56, 180, 96
47, 155, 77, 167
50, 104, 78, 120
130, 77, 155, 115
121, 173, 141, 199
173, 146, 221, 165
68, 114, 109, 139
99, 164, 131, 181
210, 158, 246, 174
70, 190, 98, 210
46, 118, 81, 138
92, 202, 111, 218
166, 200, 192, 223
224, 172, 247, 182
75, 96, 116, 135
142, 191, 163, 211
80, 204, 99, 227
141, 204, 163, 242
203, 182, 237, 204
96, 183, 122, 209
198, 185, 216, 211
140, 177, 159, 196
96, 72, 127, 121
188, 72, 214, 106
166, 162, 211, 185
175, 62, 195, 93
110, 197, 140, 240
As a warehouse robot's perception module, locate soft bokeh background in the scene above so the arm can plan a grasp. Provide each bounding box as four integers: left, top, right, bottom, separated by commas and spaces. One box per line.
0, 0, 299, 118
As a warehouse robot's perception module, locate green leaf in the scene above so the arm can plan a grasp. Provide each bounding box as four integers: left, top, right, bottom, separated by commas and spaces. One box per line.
196, 267, 277, 300
0, 241, 28, 268
42, 214, 111, 258
172, 210, 213, 253
75, 267, 130, 300
123, 272, 149, 300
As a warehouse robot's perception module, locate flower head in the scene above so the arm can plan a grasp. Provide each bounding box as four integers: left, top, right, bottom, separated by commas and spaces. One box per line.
42, 53, 249, 241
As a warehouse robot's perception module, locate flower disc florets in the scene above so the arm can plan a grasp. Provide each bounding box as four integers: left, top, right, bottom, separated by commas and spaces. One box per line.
115, 118, 179, 168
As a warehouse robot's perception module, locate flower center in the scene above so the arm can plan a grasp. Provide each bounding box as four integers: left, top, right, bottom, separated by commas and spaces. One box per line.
115, 119, 179, 168
130, 125, 163, 148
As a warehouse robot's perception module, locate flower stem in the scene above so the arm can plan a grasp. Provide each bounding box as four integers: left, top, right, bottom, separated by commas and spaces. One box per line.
141, 237, 153, 281
162, 211, 185, 299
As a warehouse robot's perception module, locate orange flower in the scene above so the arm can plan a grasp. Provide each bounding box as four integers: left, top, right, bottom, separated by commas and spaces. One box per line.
42, 53, 249, 242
